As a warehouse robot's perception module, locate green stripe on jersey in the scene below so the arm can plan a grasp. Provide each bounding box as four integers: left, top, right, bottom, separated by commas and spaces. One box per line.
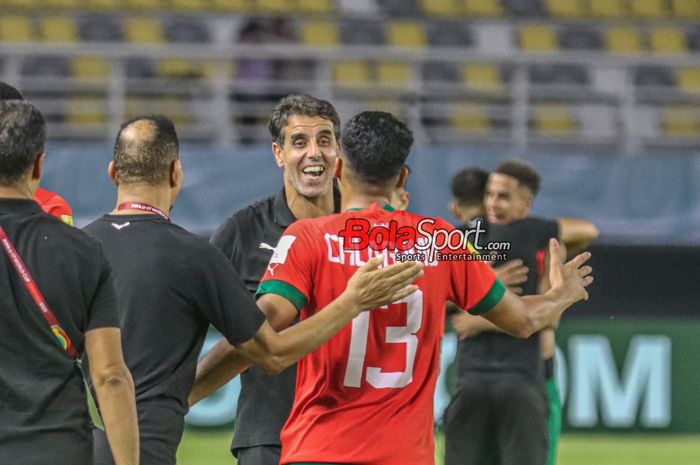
469, 279, 506, 315
257, 280, 308, 311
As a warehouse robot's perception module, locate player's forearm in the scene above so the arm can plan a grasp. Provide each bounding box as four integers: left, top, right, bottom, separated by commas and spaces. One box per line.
189, 339, 251, 406
245, 294, 360, 374
558, 218, 599, 247
451, 312, 505, 340
518, 289, 573, 337
93, 367, 139, 465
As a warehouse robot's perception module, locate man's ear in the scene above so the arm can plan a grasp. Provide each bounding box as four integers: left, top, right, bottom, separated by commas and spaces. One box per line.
395, 166, 409, 189
170, 160, 182, 188
272, 143, 284, 168
449, 201, 461, 220
31, 153, 45, 181
108, 161, 118, 187
334, 157, 343, 179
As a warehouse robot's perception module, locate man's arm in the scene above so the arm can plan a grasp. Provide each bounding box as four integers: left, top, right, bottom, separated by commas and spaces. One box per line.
480, 239, 592, 338
558, 218, 599, 252
190, 257, 423, 405
86, 328, 139, 465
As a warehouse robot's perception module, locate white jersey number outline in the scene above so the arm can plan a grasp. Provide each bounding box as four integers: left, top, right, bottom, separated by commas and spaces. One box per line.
343, 290, 424, 389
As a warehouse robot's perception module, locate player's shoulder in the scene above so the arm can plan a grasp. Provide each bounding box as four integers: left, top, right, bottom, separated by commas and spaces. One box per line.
39, 213, 104, 257
216, 194, 277, 235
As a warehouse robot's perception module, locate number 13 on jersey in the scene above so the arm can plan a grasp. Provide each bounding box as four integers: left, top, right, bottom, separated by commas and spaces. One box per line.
343, 290, 424, 389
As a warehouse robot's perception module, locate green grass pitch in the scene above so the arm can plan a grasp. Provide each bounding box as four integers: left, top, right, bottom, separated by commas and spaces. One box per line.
177, 429, 700, 465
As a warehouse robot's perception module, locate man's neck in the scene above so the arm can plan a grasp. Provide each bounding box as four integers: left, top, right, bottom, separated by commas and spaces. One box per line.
340, 191, 392, 212
113, 185, 171, 215
0, 184, 34, 200
285, 187, 335, 220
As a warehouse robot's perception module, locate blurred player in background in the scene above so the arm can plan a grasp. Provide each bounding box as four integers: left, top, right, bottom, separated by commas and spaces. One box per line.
86, 115, 420, 465
445, 160, 599, 465
246, 111, 593, 465
0, 100, 139, 465
0, 82, 74, 226
192, 94, 341, 465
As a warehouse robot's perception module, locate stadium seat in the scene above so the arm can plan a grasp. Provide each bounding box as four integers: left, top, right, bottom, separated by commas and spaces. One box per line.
559, 25, 603, 50
126, 0, 162, 10
688, 27, 700, 52
420, 0, 459, 17
21, 56, 71, 77
427, 22, 473, 48
126, 96, 191, 125
462, 63, 503, 91
650, 27, 687, 54
378, 0, 421, 16
590, 0, 627, 18
212, 0, 251, 11
520, 24, 558, 52
78, 15, 123, 42
85, 0, 122, 10
171, 0, 208, 10
631, 0, 667, 18
301, 20, 339, 46
298, 0, 335, 14
450, 102, 491, 134
634, 65, 675, 87
164, 18, 211, 43
72, 56, 111, 80
0, 0, 37, 9
340, 20, 384, 45
40, 17, 78, 42
606, 27, 642, 53
377, 61, 412, 86
157, 58, 201, 79
125, 18, 164, 43
533, 103, 575, 135
423, 62, 459, 83
546, 0, 586, 17
502, 0, 545, 17
256, 0, 291, 14
0, 15, 34, 42
66, 97, 108, 125
529, 64, 589, 85
42, 0, 80, 8
367, 98, 403, 117
671, 0, 700, 18
463, 0, 503, 17
677, 68, 700, 94
333, 60, 371, 86
387, 21, 426, 48
662, 106, 700, 137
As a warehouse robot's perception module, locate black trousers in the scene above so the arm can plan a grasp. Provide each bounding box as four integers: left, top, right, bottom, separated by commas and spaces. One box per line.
236, 445, 282, 465
444, 375, 548, 465
93, 401, 185, 465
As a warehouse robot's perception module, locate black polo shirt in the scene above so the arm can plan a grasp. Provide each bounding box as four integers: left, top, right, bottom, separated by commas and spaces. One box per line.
457, 216, 559, 382
0, 198, 119, 465
211, 186, 339, 453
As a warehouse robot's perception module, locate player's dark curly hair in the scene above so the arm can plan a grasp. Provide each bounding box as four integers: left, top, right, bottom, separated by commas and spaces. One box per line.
494, 158, 541, 196
113, 115, 179, 185
0, 82, 24, 101
0, 101, 46, 185
340, 111, 413, 186
451, 167, 489, 206
268, 95, 340, 147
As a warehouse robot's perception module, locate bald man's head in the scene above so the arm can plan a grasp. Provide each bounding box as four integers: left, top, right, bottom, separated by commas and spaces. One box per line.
113, 115, 179, 186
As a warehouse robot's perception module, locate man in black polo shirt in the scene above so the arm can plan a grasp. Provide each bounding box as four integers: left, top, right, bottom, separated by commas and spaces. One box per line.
0, 101, 138, 465
190, 95, 341, 465
445, 160, 598, 465
86, 115, 421, 465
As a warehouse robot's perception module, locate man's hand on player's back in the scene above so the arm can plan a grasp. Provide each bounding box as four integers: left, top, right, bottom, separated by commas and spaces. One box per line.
547, 238, 593, 306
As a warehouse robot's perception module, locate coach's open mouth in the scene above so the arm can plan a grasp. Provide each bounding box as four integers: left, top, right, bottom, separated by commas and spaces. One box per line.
302, 165, 325, 177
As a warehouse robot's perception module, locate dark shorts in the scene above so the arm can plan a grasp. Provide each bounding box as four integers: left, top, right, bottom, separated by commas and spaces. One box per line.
236, 445, 282, 465
93, 401, 185, 465
444, 376, 548, 465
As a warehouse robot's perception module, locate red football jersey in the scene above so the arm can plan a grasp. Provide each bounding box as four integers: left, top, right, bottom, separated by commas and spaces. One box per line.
34, 187, 74, 226
258, 203, 505, 465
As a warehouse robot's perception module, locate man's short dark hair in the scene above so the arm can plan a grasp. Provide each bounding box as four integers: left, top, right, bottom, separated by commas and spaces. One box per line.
0, 82, 24, 101
451, 167, 489, 206
113, 115, 179, 185
268, 95, 340, 147
340, 111, 413, 186
0, 101, 46, 185
494, 158, 541, 196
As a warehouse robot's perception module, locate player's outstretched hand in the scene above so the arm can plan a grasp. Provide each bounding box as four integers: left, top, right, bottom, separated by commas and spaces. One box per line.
548, 238, 593, 306
492, 259, 528, 295
343, 255, 423, 314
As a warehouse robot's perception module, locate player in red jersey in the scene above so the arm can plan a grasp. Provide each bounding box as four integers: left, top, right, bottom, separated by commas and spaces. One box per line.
253, 111, 593, 465
34, 187, 74, 225
0, 82, 74, 226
